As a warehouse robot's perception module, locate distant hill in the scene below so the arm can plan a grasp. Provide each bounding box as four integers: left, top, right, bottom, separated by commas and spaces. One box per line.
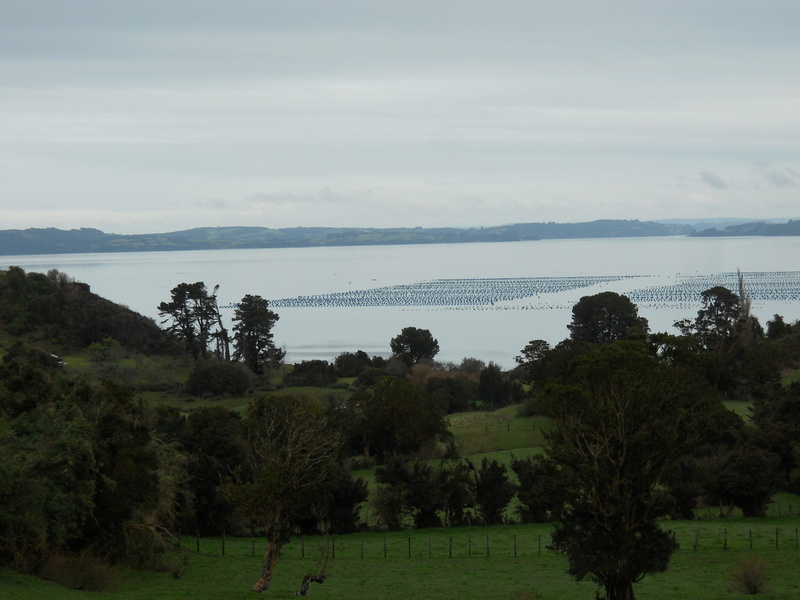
689, 219, 800, 237
0, 220, 694, 256
655, 218, 792, 232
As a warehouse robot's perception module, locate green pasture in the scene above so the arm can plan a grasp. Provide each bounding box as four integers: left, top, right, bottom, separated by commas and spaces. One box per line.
3, 519, 800, 600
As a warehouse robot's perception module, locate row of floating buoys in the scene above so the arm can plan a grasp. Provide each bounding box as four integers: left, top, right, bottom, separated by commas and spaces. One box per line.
629, 272, 800, 306
269, 275, 640, 308
217, 272, 800, 311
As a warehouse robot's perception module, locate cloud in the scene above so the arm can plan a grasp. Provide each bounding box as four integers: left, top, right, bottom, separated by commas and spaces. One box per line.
1, 1, 799, 233
699, 172, 730, 190
765, 168, 799, 189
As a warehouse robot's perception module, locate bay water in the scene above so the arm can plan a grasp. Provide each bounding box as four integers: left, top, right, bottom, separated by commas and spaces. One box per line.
3, 236, 799, 369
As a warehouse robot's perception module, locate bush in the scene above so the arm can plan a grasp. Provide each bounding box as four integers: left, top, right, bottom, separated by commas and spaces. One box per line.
731, 554, 769, 594
185, 360, 250, 396
284, 359, 338, 387
39, 552, 123, 591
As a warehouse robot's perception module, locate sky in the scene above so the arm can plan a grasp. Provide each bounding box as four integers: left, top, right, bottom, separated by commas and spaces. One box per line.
1, 1, 799, 234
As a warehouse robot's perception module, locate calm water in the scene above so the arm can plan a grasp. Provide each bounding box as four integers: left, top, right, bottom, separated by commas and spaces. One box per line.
3, 236, 800, 368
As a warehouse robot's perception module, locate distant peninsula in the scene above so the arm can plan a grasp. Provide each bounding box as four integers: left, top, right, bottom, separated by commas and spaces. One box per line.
0, 218, 794, 256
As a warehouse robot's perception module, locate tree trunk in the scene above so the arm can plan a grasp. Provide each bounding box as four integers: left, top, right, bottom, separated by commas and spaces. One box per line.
296, 573, 327, 596
253, 540, 282, 592
606, 578, 635, 600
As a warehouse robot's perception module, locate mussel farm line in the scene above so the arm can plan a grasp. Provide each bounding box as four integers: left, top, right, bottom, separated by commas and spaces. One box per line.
258, 271, 800, 310
269, 276, 639, 309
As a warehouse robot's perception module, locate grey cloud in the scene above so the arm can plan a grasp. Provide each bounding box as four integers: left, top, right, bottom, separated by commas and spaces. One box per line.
765, 169, 799, 189
699, 172, 729, 190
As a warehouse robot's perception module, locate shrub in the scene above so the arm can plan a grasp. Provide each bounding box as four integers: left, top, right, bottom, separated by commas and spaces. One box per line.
185, 360, 250, 396
731, 554, 769, 595
39, 552, 123, 591
283, 359, 338, 387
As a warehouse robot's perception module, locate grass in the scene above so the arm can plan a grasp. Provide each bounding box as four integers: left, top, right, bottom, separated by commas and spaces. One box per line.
4, 520, 800, 600
448, 406, 554, 457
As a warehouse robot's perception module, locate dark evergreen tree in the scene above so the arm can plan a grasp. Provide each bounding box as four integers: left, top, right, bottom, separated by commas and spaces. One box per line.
231, 294, 280, 375
568, 291, 648, 344
390, 326, 440, 366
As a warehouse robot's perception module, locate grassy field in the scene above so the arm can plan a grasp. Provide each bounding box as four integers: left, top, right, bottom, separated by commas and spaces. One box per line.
3, 519, 800, 600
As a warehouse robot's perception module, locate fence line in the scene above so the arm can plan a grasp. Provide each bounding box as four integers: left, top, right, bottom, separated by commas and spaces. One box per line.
183, 526, 800, 560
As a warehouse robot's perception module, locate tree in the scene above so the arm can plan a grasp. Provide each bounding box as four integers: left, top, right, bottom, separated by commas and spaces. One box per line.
470, 457, 515, 525
347, 377, 450, 461
477, 362, 521, 410
706, 446, 782, 517
390, 326, 440, 366
178, 407, 245, 536
224, 395, 340, 593
675, 286, 740, 353
515, 339, 551, 383
510, 455, 557, 523
185, 360, 250, 397
374, 460, 446, 529
675, 284, 763, 393
538, 340, 714, 600
284, 360, 337, 387
567, 291, 648, 344
334, 351, 372, 377
232, 294, 280, 376
158, 282, 221, 359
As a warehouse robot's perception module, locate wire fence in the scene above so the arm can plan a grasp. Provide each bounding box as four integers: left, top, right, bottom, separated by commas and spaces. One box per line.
184, 524, 800, 561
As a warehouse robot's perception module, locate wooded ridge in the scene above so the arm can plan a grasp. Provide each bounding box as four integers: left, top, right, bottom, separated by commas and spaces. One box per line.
0, 220, 695, 255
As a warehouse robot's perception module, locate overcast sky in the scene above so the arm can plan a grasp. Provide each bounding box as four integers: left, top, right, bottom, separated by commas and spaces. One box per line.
1, 1, 798, 234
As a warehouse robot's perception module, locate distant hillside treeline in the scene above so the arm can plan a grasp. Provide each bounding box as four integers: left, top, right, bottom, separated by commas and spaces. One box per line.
691, 219, 800, 237
0, 220, 694, 255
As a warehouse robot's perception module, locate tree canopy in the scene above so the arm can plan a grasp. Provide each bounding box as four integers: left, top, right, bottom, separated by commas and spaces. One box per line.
567, 291, 648, 344
390, 326, 440, 366
538, 340, 716, 600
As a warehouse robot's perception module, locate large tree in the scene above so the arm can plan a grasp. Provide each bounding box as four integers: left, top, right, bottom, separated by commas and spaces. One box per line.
224, 395, 340, 593
348, 376, 450, 461
390, 326, 440, 366
158, 282, 222, 359
232, 294, 281, 375
538, 340, 714, 600
674, 284, 764, 393
567, 291, 648, 344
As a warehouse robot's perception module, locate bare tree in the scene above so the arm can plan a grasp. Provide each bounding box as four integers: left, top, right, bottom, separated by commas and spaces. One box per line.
223, 395, 340, 593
